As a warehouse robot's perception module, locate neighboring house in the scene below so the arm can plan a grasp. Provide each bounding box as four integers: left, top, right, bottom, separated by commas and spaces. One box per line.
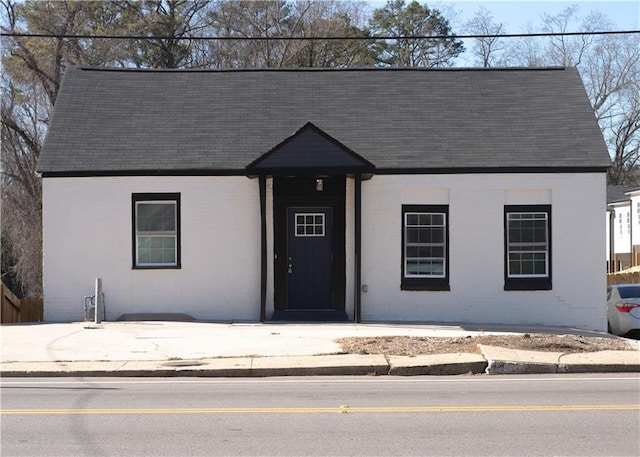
607, 185, 640, 271
627, 189, 640, 268
37, 66, 611, 330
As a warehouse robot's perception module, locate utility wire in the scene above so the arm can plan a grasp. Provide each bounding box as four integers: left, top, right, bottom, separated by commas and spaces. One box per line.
1, 30, 639, 40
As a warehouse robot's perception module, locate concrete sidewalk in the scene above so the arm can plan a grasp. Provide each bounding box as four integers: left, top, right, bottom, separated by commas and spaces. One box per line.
1, 321, 639, 377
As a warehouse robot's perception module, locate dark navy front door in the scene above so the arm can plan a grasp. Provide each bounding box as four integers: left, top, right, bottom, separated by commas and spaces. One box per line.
287, 207, 333, 309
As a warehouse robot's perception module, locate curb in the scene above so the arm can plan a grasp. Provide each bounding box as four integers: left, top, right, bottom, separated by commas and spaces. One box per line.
388, 361, 488, 376
0, 365, 482, 378
2, 352, 639, 378
5, 362, 640, 378
485, 360, 558, 375
479, 345, 640, 375
558, 363, 640, 374
388, 354, 488, 376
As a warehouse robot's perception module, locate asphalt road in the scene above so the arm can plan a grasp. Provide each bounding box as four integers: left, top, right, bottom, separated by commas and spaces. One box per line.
2, 374, 639, 457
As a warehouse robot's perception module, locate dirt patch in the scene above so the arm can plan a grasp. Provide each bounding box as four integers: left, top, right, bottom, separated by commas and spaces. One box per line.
337, 334, 637, 357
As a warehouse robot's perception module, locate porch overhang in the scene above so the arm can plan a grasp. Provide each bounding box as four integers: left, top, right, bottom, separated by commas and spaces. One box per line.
245, 122, 375, 179
249, 123, 370, 323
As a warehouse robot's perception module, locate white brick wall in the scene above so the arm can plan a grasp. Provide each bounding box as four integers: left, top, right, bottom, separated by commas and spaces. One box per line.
359, 173, 607, 331
43, 172, 607, 330
43, 176, 261, 321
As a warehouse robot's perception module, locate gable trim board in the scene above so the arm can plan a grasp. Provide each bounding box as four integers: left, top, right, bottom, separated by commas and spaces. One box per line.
38, 67, 610, 330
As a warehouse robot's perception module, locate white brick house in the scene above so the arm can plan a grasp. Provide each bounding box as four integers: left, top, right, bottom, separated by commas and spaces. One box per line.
607, 185, 640, 271
37, 67, 610, 330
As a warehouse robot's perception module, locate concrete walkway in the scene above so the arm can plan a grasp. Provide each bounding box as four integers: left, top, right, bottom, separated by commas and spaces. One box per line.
1, 321, 639, 377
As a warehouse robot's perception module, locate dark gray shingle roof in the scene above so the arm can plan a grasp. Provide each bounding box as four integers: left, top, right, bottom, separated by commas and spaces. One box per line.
607, 185, 640, 204
37, 66, 611, 174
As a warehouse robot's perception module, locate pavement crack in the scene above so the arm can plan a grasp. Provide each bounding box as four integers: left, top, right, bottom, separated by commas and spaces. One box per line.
382, 354, 393, 375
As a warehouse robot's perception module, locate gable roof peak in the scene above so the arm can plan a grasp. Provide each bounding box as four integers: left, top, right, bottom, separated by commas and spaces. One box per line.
246, 122, 374, 177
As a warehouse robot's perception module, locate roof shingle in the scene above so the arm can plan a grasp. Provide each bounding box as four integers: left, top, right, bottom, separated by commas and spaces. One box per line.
37, 66, 611, 174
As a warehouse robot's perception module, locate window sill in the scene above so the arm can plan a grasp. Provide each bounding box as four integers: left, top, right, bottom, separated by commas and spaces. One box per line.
504, 277, 551, 291
132, 265, 181, 270
401, 279, 450, 291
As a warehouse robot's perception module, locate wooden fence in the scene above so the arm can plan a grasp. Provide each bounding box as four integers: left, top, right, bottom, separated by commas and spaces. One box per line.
607, 271, 640, 286
1, 281, 43, 324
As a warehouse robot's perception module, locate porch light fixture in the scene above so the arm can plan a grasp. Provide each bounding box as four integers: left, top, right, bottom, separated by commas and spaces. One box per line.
316, 178, 324, 192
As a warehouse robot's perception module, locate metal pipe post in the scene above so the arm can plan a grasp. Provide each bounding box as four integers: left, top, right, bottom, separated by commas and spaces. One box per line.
94, 278, 102, 324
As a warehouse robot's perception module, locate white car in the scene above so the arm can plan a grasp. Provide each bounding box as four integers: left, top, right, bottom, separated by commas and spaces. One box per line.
607, 284, 640, 337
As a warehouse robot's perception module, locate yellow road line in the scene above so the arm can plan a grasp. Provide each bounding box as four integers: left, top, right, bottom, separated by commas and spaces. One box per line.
1, 404, 638, 415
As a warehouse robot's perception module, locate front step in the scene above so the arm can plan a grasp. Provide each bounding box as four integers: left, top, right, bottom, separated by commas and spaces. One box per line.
116, 313, 195, 322
270, 310, 349, 322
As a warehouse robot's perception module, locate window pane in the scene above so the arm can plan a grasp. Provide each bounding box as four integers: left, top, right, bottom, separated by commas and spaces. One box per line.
406, 259, 444, 276
407, 227, 445, 244
138, 236, 176, 265
508, 227, 519, 243
407, 246, 444, 258
137, 203, 175, 232
295, 212, 324, 237
419, 228, 433, 242
428, 227, 444, 243
418, 214, 431, 225
534, 259, 546, 275
533, 226, 546, 242
406, 227, 420, 243
508, 252, 547, 276
521, 256, 534, 275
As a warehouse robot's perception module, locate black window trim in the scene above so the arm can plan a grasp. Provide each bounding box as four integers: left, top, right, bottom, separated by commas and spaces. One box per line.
132, 192, 181, 269
401, 204, 450, 291
504, 204, 551, 291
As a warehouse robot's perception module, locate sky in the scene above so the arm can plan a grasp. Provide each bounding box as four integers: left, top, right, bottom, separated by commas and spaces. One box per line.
366, 0, 639, 65
436, 0, 640, 32
365, 1, 640, 31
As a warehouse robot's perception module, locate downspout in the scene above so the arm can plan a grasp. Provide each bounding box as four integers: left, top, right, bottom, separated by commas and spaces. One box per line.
630, 202, 634, 267
609, 209, 616, 273
259, 176, 267, 322
354, 174, 362, 323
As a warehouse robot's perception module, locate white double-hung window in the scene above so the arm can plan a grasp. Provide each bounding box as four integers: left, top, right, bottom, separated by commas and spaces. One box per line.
504, 205, 551, 290
132, 193, 181, 268
401, 205, 450, 291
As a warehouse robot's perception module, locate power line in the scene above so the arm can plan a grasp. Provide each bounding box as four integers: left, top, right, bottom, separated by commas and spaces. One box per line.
1, 30, 639, 41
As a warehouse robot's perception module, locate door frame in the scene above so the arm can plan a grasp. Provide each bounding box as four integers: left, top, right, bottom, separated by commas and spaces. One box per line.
273, 177, 346, 313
